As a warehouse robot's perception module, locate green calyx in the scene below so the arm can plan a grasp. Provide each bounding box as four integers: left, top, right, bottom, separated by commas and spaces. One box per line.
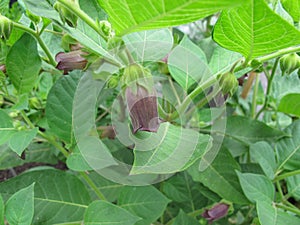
26, 10, 40, 24
280, 53, 300, 75
54, 1, 78, 27
218, 72, 238, 96
0, 14, 13, 40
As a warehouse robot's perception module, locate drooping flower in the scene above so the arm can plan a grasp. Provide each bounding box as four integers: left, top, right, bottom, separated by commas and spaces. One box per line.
202, 203, 229, 223
55, 50, 87, 74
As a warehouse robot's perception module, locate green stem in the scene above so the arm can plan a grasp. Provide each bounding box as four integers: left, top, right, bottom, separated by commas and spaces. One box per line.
80, 172, 107, 201
274, 169, 300, 182
251, 73, 260, 118
12, 22, 57, 67
57, 0, 107, 41
20, 111, 35, 129
255, 58, 279, 119
275, 203, 300, 216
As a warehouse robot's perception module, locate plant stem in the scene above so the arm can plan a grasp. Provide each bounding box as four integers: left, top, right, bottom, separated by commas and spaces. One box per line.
57, 0, 107, 41
251, 73, 260, 118
38, 131, 69, 157
12, 22, 57, 67
20, 110, 35, 129
274, 169, 300, 182
255, 58, 279, 119
80, 171, 107, 201
275, 203, 300, 216
257, 45, 300, 64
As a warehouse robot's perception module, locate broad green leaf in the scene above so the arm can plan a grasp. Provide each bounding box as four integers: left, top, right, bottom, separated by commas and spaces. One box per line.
213, 0, 300, 60
79, 0, 107, 20
12, 94, 29, 111
211, 116, 287, 145
250, 142, 276, 179
188, 148, 249, 204
172, 210, 199, 225
81, 172, 123, 202
0, 109, 15, 145
168, 36, 211, 91
6, 33, 42, 94
278, 93, 300, 117
98, 0, 244, 35
257, 201, 300, 225
0, 169, 91, 225
118, 186, 170, 225
84, 200, 141, 225
0, 195, 4, 225
5, 183, 35, 225
287, 175, 300, 200
276, 120, 300, 170
282, 0, 300, 22
66, 146, 93, 171
236, 172, 274, 203
9, 128, 38, 156
46, 71, 82, 144
123, 29, 173, 63
131, 122, 212, 174
23, 0, 60, 21
274, 0, 294, 25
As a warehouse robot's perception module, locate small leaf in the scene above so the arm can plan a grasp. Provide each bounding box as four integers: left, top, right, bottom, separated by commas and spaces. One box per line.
276, 120, 300, 170
213, 0, 300, 60
0, 109, 15, 145
118, 186, 170, 225
250, 142, 276, 179
84, 200, 141, 225
9, 128, 38, 156
173, 210, 199, 225
236, 171, 274, 203
168, 36, 211, 91
257, 201, 300, 225
188, 147, 249, 204
98, 0, 244, 35
66, 146, 93, 171
278, 93, 300, 117
6, 33, 41, 94
5, 183, 35, 225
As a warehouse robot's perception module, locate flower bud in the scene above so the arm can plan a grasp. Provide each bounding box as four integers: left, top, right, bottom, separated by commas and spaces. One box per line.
280, 53, 300, 75
107, 75, 119, 88
218, 72, 238, 96
122, 64, 159, 133
55, 50, 88, 74
0, 14, 13, 40
54, 1, 78, 27
98, 20, 112, 38
202, 203, 230, 223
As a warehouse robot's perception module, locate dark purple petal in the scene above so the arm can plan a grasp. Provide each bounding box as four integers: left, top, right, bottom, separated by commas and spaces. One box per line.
55, 50, 87, 74
126, 85, 159, 133
202, 203, 229, 223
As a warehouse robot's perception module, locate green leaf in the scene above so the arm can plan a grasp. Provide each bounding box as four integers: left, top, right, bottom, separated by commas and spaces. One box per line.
6, 33, 42, 94
0, 195, 4, 225
23, 0, 60, 21
281, 0, 300, 22
250, 142, 276, 179
168, 36, 211, 91
287, 175, 300, 200
46, 71, 82, 144
188, 147, 249, 204
0, 109, 15, 145
236, 172, 274, 203
66, 146, 93, 171
5, 183, 35, 225
123, 29, 173, 63
173, 210, 199, 225
278, 93, 300, 117
84, 200, 141, 225
79, 0, 107, 20
131, 122, 212, 174
274, 0, 294, 25
257, 201, 300, 225
0, 169, 91, 225
213, 0, 300, 60
118, 186, 170, 225
9, 128, 38, 156
99, 0, 243, 35
276, 120, 300, 170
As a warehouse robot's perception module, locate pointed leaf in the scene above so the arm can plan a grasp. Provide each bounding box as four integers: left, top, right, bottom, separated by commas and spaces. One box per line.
276, 120, 300, 170
278, 93, 300, 117
84, 200, 141, 225
237, 172, 274, 203
250, 142, 276, 179
6, 33, 42, 94
9, 128, 38, 156
0, 169, 91, 225
99, 0, 244, 35
5, 183, 35, 225
213, 0, 300, 60
118, 186, 170, 225
188, 147, 249, 204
